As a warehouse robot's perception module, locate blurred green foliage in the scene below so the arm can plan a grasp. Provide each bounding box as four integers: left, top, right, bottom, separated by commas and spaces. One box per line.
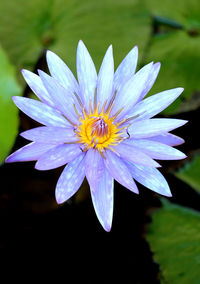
0, 46, 21, 163
0, 0, 200, 281
175, 154, 200, 192
147, 199, 200, 284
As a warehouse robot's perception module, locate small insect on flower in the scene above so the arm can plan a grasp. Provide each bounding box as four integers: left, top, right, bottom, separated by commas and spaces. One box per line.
5, 41, 187, 231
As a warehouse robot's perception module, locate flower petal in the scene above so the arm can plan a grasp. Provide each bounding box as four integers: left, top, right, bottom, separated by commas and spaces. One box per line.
5, 142, 56, 163
114, 142, 160, 167
55, 153, 85, 204
126, 161, 172, 196
148, 133, 184, 146
12, 96, 70, 127
126, 139, 186, 160
20, 126, 78, 144
76, 40, 97, 110
104, 150, 139, 194
113, 46, 138, 92
90, 168, 114, 232
129, 118, 188, 138
38, 70, 79, 124
97, 45, 114, 110
21, 69, 55, 107
85, 149, 104, 192
46, 50, 79, 93
138, 62, 161, 101
127, 87, 184, 121
35, 144, 82, 170
111, 62, 153, 119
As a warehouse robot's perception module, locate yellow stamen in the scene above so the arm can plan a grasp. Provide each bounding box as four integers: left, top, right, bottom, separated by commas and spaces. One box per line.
75, 107, 125, 152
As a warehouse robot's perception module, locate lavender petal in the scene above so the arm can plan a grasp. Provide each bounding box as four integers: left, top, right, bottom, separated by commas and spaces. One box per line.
22, 69, 55, 108
104, 150, 139, 194
126, 161, 172, 196
35, 144, 82, 170
5, 142, 56, 163
90, 168, 114, 232
129, 118, 188, 138
20, 126, 78, 144
127, 87, 184, 121
12, 96, 70, 127
97, 45, 114, 110
38, 70, 79, 124
126, 139, 186, 160
114, 142, 160, 167
147, 133, 184, 146
76, 40, 97, 111
111, 62, 153, 120
113, 45, 138, 92
55, 153, 85, 204
85, 149, 104, 192
46, 50, 79, 93
138, 62, 161, 101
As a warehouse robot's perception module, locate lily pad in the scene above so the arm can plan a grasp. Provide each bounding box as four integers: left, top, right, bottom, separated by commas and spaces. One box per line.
145, 31, 200, 114
174, 154, 200, 193
0, 0, 151, 80
146, 199, 200, 284
0, 46, 22, 163
143, 0, 200, 114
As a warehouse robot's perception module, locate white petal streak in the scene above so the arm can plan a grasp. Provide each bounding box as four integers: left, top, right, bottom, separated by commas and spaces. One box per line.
91, 168, 114, 232
126, 161, 172, 196
85, 149, 104, 192
128, 87, 184, 121
111, 62, 153, 119
76, 40, 97, 110
38, 70, 78, 124
129, 118, 188, 138
35, 144, 82, 170
5, 142, 56, 163
22, 69, 54, 107
113, 46, 138, 91
12, 96, 70, 127
20, 126, 77, 144
126, 139, 186, 160
97, 45, 114, 110
46, 50, 79, 93
104, 150, 139, 194
56, 153, 85, 204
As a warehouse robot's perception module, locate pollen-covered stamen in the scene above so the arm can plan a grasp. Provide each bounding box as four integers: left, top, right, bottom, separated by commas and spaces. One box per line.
91, 117, 109, 138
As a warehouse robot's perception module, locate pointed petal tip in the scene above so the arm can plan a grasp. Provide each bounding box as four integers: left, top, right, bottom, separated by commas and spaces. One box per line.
154, 61, 161, 68
78, 39, 85, 48
55, 193, 66, 205
5, 156, 12, 163
21, 69, 26, 75
104, 223, 112, 232
34, 162, 46, 171
164, 192, 172, 197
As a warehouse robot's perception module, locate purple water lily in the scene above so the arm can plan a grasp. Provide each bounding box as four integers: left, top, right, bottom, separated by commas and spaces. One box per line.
6, 41, 187, 231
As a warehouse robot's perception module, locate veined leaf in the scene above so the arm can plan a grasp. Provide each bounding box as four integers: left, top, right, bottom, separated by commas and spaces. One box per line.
146, 199, 200, 284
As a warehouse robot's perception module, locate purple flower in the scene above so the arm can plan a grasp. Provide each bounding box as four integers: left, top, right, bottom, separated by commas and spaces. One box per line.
5, 41, 187, 231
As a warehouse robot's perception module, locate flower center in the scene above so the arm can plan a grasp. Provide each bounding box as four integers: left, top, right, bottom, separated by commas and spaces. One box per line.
75, 106, 125, 152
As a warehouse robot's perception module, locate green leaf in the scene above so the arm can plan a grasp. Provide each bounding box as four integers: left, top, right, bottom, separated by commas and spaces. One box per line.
146, 199, 200, 284
0, 46, 22, 163
174, 155, 200, 192
145, 0, 200, 32
0, 0, 151, 80
143, 0, 200, 114
145, 31, 200, 114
